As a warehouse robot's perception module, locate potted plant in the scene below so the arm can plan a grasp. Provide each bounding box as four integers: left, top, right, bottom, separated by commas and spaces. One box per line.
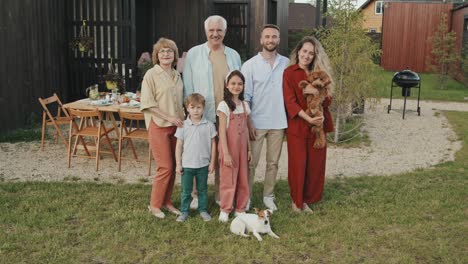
136, 52, 153, 90
138, 52, 153, 77
102, 57, 124, 93
70, 20, 94, 53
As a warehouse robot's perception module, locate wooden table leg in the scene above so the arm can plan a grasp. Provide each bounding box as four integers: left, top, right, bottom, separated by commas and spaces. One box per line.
106, 112, 120, 139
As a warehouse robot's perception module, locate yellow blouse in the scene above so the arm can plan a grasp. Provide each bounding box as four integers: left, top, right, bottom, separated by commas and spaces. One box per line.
140, 64, 184, 128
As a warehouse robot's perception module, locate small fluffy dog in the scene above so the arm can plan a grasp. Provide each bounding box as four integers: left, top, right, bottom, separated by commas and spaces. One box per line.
230, 208, 279, 241
298, 70, 332, 149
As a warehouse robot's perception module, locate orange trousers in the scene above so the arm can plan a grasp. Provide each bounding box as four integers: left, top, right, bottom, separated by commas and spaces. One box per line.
148, 120, 177, 209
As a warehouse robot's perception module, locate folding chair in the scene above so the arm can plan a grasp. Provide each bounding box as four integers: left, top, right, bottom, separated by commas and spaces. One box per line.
67, 108, 117, 171
118, 111, 152, 176
38, 93, 72, 151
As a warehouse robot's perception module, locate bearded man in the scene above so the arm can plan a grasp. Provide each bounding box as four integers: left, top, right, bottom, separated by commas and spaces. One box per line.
241, 24, 289, 211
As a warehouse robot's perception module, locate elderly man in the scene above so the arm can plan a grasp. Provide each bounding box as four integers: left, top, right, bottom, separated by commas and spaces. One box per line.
183, 15, 241, 207
241, 24, 289, 211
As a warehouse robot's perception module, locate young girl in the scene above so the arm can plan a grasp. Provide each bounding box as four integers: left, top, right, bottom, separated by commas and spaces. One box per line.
217, 70, 252, 222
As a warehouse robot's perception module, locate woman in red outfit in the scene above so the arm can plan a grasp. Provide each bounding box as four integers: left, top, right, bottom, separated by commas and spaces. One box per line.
282, 36, 334, 213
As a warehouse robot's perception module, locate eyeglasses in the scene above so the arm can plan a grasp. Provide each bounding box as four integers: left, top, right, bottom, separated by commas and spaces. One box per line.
158, 49, 174, 55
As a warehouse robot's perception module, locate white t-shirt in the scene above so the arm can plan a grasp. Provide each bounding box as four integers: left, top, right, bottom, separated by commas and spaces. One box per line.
216, 101, 251, 128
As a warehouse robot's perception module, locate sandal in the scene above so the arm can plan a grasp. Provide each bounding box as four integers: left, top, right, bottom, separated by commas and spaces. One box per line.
165, 205, 182, 216
302, 203, 314, 214
292, 203, 302, 213
148, 205, 165, 219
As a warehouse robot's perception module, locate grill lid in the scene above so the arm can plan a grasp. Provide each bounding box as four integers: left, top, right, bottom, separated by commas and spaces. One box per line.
392, 69, 420, 88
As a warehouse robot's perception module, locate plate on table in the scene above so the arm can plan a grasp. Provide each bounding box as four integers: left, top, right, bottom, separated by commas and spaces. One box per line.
90, 100, 112, 106
128, 100, 140, 107
120, 101, 140, 108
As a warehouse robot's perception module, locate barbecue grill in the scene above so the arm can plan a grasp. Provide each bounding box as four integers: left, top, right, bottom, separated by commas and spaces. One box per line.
387, 69, 421, 119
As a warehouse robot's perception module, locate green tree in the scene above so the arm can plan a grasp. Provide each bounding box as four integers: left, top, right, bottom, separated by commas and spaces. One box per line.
426, 12, 461, 90
461, 42, 468, 85
316, 0, 380, 143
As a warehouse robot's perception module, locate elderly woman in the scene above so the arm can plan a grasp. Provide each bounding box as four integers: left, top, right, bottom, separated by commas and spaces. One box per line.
282, 36, 334, 213
140, 38, 184, 219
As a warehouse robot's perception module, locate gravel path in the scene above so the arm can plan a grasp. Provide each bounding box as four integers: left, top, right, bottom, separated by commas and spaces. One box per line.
1, 99, 467, 184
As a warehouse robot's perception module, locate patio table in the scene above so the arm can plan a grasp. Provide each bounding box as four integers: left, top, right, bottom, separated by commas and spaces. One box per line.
63, 98, 141, 138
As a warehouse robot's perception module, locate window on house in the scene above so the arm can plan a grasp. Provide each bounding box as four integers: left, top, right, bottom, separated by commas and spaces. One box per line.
375, 1, 383, 15
214, 3, 249, 60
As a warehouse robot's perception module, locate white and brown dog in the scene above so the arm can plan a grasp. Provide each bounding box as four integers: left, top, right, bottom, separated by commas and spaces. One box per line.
230, 208, 279, 241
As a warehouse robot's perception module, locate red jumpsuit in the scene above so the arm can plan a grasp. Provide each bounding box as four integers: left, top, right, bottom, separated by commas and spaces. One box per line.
282, 64, 334, 208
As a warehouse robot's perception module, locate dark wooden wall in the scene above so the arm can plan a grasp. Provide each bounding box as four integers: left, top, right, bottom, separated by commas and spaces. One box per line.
288, 3, 317, 31
142, 0, 288, 60
381, 2, 453, 72
145, 0, 209, 55
451, 5, 468, 82
0, 0, 290, 133
0, 0, 69, 132
276, 0, 289, 56
451, 5, 468, 54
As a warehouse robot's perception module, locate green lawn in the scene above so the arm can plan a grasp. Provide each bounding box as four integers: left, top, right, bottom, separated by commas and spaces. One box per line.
1, 111, 467, 263
372, 66, 468, 102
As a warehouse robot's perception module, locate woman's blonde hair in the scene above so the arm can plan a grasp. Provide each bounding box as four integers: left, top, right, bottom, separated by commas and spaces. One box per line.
152, 38, 179, 67
290, 36, 335, 93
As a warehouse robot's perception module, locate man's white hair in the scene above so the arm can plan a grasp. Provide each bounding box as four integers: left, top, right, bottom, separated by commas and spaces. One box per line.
204, 15, 227, 32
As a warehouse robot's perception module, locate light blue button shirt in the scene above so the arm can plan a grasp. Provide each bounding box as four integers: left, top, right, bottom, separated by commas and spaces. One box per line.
241, 53, 289, 129
183, 42, 241, 123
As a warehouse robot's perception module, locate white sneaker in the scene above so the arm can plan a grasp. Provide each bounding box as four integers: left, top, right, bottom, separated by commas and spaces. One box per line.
234, 211, 245, 217
218, 211, 229, 222
263, 196, 278, 211
190, 197, 198, 210
245, 199, 251, 211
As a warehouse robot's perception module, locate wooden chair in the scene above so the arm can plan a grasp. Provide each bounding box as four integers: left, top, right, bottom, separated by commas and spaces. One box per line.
38, 93, 72, 151
118, 111, 152, 176
67, 108, 117, 171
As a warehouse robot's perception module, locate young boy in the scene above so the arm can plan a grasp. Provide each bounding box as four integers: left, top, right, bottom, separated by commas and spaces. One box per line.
175, 93, 217, 222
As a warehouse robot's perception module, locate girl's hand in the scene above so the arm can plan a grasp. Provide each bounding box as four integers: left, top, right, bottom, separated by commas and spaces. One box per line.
176, 165, 183, 175
223, 154, 233, 167
248, 150, 252, 162
208, 161, 215, 174
168, 117, 183, 128
308, 116, 324, 126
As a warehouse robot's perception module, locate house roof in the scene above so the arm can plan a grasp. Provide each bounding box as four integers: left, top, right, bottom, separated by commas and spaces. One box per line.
359, 0, 459, 9
358, 0, 375, 10
452, 2, 468, 11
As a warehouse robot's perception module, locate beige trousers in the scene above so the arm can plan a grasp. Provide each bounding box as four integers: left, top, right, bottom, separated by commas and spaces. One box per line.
248, 129, 285, 198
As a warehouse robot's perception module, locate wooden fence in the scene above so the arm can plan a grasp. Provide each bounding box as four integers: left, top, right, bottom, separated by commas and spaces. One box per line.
451, 5, 468, 83
381, 2, 454, 72
0, 0, 69, 132
67, 0, 137, 99
0, 0, 288, 133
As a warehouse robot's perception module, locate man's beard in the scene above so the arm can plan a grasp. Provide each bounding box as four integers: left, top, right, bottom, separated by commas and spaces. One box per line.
263, 43, 278, 52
